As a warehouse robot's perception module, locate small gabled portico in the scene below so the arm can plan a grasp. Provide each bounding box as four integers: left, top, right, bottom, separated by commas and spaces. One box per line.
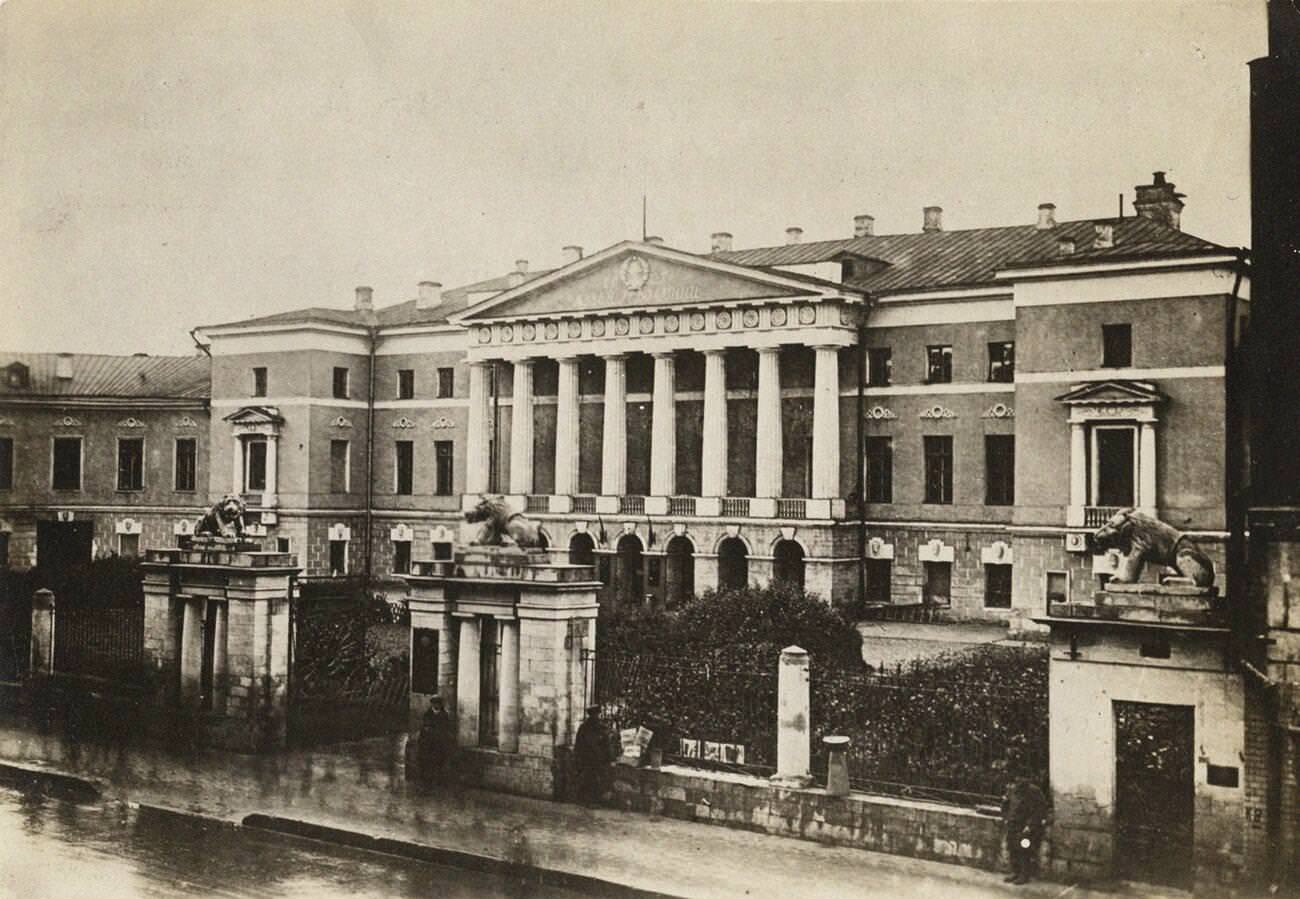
222, 405, 285, 508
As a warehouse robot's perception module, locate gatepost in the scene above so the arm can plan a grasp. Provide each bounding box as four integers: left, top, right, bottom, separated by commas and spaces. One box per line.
771, 645, 813, 788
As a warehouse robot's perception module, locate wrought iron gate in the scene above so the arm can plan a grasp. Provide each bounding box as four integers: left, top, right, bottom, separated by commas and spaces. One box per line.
1114, 700, 1195, 888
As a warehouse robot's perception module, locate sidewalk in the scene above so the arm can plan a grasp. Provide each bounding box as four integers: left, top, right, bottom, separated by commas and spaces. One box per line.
0, 713, 1178, 899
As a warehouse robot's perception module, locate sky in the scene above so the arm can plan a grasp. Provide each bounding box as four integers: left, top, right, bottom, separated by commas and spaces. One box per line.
0, 0, 1268, 356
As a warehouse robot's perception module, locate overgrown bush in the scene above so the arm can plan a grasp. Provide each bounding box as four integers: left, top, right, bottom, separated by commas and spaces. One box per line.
34, 556, 144, 609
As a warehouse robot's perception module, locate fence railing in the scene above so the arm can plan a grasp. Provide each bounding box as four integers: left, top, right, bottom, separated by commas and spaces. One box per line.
775, 498, 806, 519
54, 607, 144, 681
571, 496, 597, 515
720, 497, 750, 517
668, 496, 696, 516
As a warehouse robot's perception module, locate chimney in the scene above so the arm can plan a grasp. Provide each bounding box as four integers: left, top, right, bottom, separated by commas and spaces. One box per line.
514, 259, 529, 274
507, 258, 529, 288
785, 227, 803, 245
562, 245, 584, 264
1057, 237, 1076, 256
1036, 203, 1057, 230
1094, 223, 1115, 249
710, 232, 733, 253
923, 206, 943, 232
55, 354, 73, 380
354, 286, 373, 313
644, 235, 665, 246
853, 214, 875, 238
1133, 171, 1186, 230
417, 280, 443, 310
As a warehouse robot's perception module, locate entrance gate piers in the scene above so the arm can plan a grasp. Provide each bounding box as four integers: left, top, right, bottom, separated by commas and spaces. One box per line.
141, 541, 299, 751
403, 547, 600, 799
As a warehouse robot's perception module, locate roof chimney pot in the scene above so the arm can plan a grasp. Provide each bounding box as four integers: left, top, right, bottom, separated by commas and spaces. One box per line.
710, 232, 733, 253
417, 280, 443, 310
1036, 203, 1057, 230
923, 206, 943, 233
354, 286, 374, 313
1094, 223, 1115, 249
785, 226, 803, 245
853, 214, 875, 238
644, 235, 665, 247
1133, 171, 1185, 230
514, 259, 529, 274
562, 245, 584, 264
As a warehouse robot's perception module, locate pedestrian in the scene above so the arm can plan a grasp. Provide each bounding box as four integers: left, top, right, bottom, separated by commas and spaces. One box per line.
1000, 749, 1048, 885
415, 695, 455, 787
572, 705, 613, 804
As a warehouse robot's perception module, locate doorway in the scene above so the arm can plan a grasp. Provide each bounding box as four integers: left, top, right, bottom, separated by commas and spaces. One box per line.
1113, 701, 1195, 888
478, 618, 500, 746
616, 535, 644, 608
717, 537, 749, 592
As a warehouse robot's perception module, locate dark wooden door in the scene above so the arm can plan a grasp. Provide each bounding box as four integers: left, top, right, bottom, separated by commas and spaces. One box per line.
1113, 701, 1195, 888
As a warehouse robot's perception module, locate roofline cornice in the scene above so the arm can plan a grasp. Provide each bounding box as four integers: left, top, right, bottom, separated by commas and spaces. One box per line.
994, 252, 1241, 282
197, 321, 371, 340
0, 396, 209, 410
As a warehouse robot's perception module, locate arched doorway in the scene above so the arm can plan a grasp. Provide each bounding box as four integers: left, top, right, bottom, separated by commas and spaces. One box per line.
772, 540, 806, 591
616, 534, 644, 607
664, 536, 695, 606
717, 537, 749, 592
568, 532, 595, 566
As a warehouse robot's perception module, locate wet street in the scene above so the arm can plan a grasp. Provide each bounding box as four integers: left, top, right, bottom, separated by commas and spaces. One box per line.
0, 784, 585, 899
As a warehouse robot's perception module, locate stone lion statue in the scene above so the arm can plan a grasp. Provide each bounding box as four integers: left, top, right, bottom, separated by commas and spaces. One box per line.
1091, 508, 1215, 588
464, 495, 544, 548
195, 494, 246, 540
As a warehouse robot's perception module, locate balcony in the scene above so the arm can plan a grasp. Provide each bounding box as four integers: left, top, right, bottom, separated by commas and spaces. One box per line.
720, 497, 750, 517
571, 495, 597, 515
776, 498, 807, 519
1084, 506, 1122, 529
619, 496, 646, 516
668, 496, 696, 516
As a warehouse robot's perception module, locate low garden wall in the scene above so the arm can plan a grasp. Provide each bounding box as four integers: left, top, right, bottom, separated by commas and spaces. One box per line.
608, 763, 1009, 872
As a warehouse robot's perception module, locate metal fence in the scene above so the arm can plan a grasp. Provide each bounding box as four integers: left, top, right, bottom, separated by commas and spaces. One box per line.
53, 607, 145, 681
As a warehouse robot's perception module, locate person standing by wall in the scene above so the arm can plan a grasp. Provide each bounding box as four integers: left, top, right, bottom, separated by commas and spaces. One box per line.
1001, 748, 1049, 884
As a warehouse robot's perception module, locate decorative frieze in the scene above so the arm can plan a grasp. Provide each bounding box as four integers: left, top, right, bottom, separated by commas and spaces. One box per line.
917, 538, 955, 563
330, 416, 353, 428
390, 523, 414, 542
392, 416, 417, 429
864, 405, 897, 421
919, 405, 956, 420
431, 416, 456, 430
53, 416, 82, 427
982, 403, 1015, 419
115, 518, 143, 535
980, 540, 1013, 565
866, 537, 895, 560
117, 416, 146, 429
174, 415, 199, 429
327, 523, 351, 541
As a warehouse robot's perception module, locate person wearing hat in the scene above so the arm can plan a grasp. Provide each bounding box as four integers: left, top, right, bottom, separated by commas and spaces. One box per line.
1000, 748, 1048, 884
572, 705, 613, 805
415, 695, 455, 788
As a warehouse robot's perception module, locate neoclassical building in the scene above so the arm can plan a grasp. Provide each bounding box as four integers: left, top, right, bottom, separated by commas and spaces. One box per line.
2, 173, 1248, 626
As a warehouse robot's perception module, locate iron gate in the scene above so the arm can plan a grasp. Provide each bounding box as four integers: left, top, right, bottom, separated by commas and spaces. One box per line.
1114, 700, 1195, 888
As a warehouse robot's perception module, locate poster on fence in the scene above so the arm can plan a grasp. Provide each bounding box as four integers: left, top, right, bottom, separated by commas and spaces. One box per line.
618, 726, 654, 765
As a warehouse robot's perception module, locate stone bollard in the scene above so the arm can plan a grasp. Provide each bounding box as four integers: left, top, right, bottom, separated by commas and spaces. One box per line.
30, 589, 55, 676
823, 735, 850, 796
770, 645, 813, 788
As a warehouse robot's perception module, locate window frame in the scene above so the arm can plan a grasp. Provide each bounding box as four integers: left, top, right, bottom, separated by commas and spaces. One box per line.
330, 439, 351, 493
397, 369, 415, 400
436, 367, 455, 399
252, 367, 268, 397
173, 437, 198, 493
1045, 569, 1070, 607
328, 539, 349, 576
987, 341, 1015, 383
332, 366, 351, 400
244, 438, 268, 492
923, 435, 954, 504
51, 436, 83, 491
117, 436, 146, 492
0, 436, 13, 491
395, 440, 415, 495
865, 558, 892, 605
925, 345, 953, 384
864, 435, 893, 504
117, 532, 141, 558
393, 540, 412, 575
1101, 323, 1132, 369
434, 440, 454, 496
922, 560, 952, 606
984, 563, 1013, 609
984, 434, 1015, 506
866, 347, 892, 387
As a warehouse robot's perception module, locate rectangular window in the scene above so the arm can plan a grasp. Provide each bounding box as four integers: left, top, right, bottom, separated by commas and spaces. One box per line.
395, 441, 414, 495
987, 341, 1015, 382
865, 436, 893, 503
1102, 323, 1132, 368
244, 439, 267, 492
0, 532, 9, 568
330, 440, 350, 493
436, 367, 455, 399
435, 440, 454, 496
866, 348, 892, 387
117, 438, 144, 490
332, 367, 350, 399
328, 540, 348, 576
398, 369, 415, 400
985, 563, 1013, 609
174, 438, 197, 492
1046, 570, 1069, 606
1095, 427, 1136, 507
276, 537, 291, 553
0, 437, 12, 490
118, 533, 140, 558
393, 541, 412, 575
252, 367, 267, 397
432, 541, 453, 561
923, 435, 954, 504
985, 435, 1015, 506
52, 437, 82, 490
926, 345, 952, 384
865, 559, 891, 604
923, 561, 952, 606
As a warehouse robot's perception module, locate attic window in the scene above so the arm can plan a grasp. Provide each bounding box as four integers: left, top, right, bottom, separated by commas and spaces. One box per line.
5, 364, 29, 389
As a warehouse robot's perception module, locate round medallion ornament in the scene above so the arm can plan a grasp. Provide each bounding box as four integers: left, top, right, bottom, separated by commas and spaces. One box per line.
620, 256, 651, 291
689, 312, 706, 331
476, 327, 491, 344
545, 322, 559, 340
522, 323, 536, 341
798, 305, 817, 325
615, 317, 630, 336
742, 308, 760, 328
716, 310, 732, 329
567, 320, 582, 338
839, 306, 855, 326
664, 313, 680, 333
592, 319, 606, 338
638, 315, 655, 334
771, 307, 788, 327
500, 324, 513, 343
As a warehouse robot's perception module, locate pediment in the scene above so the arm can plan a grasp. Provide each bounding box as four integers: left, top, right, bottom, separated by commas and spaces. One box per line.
457, 241, 843, 322
1055, 380, 1167, 406
222, 405, 285, 425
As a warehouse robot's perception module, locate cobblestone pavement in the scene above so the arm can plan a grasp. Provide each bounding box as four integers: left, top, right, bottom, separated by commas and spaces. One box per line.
0, 713, 1185, 899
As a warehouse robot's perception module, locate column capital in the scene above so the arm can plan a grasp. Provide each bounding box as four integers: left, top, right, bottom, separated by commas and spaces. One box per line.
651, 350, 677, 360
701, 347, 727, 357
600, 352, 628, 362
756, 345, 782, 355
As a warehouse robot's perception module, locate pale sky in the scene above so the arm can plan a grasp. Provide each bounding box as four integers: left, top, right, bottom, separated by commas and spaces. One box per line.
0, 0, 1267, 356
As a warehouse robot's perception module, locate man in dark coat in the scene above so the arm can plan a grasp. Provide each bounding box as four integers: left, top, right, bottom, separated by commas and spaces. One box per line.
1001, 749, 1049, 884
572, 705, 613, 804
415, 695, 455, 786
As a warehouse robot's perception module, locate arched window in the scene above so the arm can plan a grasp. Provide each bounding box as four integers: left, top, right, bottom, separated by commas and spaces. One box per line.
665, 536, 695, 606
772, 540, 806, 591
569, 532, 595, 567
616, 534, 644, 607
717, 537, 749, 592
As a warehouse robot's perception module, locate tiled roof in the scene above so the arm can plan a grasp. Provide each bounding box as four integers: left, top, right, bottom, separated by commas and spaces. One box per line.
715, 217, 1227, 295
0, 353, 211, 399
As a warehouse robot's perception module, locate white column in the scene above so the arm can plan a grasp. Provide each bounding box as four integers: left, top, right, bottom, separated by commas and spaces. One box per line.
509, 360, 535, 495
811, 346, 841, 499
755, 347, 783, 498
497, 619, 520, 753
466, 362, 491, 496
555, 357, 580, 496
701, 349, 728, 497
1139, 421, 1157, 513
1069, 421, 1087, 526
1089, 429, 1101, 506
455, 616, 482, 748
264, 436, 279, 506
650, 352, 676, 497
231, 436, 244, 495
212, 601, 228, 713
771, 645, 812, 787
179, 598, 204, 706
601, 354, 628, 496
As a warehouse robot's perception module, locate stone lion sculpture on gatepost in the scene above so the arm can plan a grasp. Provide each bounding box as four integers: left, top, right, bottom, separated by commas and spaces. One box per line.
1091, 507, 1215, 588
464, 495, 545, 549
195, 494, 247, 540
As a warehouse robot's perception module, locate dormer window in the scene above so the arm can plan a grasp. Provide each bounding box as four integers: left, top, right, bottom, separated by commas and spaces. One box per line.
5, 363, 29, 389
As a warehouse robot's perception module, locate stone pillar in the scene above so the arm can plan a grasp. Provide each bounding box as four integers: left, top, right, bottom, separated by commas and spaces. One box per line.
212, 601, 228, 713
772, 645, 812, 787
811, 346, 841, 499
701, 349, 728, 498
650, 352, 677, 498
231, 436, 244, 494
1139, 421, 1157, 514
510, 360, 535, 495
264, 436, 279, 506
29, 588, 55, 676
555, 357, 581, 496
456, 616, 482, 748
179, 597, 204, 706
755, 346, 783, 498
601, 354, 628, 497
824, 735, 850, 796
498, 619, 521, 753
1068, 422, 1087, 527
466, 361, 491, 496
